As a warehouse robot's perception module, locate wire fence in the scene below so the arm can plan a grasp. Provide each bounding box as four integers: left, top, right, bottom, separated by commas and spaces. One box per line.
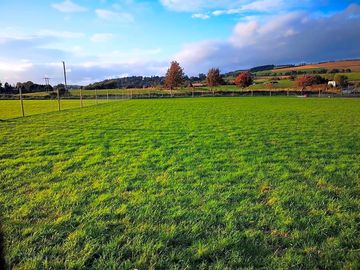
1, 87, 360, 120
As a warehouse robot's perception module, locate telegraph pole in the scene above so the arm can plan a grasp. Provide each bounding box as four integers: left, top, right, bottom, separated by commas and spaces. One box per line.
62, 61, 67, 91
59, 61, 68, 111
43, 77, 50, 92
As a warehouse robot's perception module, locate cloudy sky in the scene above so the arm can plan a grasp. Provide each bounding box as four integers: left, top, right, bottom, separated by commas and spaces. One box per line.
0, 0, 359, 85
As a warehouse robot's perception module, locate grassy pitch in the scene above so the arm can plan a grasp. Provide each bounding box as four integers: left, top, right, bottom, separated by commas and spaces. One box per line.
0, 97, 359, 269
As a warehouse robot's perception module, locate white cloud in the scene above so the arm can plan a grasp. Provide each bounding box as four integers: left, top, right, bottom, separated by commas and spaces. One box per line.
160, 0, 224, 12
176, 5, 360, 75
212, 0, 284, 15
192, 13, 210, 19
95, 9, 134, 23
241, 0, 283, 12
90, 33, 114, 42
37, 30, 85, 39
0, 59, 33, 73
160, 0, 287, 13
52, 0, 87, 13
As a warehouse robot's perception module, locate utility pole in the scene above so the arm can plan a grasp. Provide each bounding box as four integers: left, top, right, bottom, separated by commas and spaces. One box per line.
62, 61, 67, 91
43, 77, 50, 92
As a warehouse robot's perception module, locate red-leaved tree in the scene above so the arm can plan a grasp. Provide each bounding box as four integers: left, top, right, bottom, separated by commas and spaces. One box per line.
296, 75, 316, 94
235, 72, 253, 88
165, 61, 185, 92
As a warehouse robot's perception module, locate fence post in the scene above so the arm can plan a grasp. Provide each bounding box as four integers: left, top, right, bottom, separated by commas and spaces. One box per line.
80, 88, 83, 108
19, 88, 25, 117
107, 90, 109, 101
57, 87, 61, 111
95, 89, 98, 104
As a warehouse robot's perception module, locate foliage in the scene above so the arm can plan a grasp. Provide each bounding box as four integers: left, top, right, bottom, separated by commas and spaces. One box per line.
53, 84, 69, 96
1, 98, 359, 269
165, 61, 185, 89
295, 75, 326, 89
235, 72, 253, 88
16, 81, 53, 93
250, 65, 275, 72
334, 74, 349, 88
206, 68, 223, 87
84, 76, 165, 90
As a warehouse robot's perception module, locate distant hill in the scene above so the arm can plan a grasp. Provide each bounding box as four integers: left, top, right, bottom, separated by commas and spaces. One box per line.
271, 60, 360, 72
80, 59, 360, 89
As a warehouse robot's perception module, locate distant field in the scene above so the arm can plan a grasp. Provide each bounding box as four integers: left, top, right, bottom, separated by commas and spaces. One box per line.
1, 98, 359, 269
250, 79, 294, 90
272, 60, 360, 72
70, 88, 167, 96
322, 72, 360, 81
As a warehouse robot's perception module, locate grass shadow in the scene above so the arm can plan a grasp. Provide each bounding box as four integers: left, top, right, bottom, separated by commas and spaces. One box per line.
0, 218, 6, 269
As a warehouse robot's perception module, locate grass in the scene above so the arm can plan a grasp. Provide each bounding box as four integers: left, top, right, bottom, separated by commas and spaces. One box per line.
0, 99, 110, 120
322, 72, 360, 81
0, 97, 359, 269
249, 79, 294, 90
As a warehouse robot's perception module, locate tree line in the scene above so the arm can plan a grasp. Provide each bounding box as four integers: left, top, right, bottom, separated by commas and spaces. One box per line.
0, 61, 352, 95
0, 81, 68, 94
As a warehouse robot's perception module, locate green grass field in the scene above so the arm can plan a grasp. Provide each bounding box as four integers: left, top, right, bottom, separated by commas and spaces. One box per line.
0, 100, 110, 120
322, 72, 360, 81
0, 97, 359, 269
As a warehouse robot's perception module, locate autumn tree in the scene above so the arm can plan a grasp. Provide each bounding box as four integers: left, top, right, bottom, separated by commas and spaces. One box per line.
207, 68, 222, 93
165, 61, 185, 95
295, 75, 315, 94
235, 72, 253, 88
234, 72, 253, 95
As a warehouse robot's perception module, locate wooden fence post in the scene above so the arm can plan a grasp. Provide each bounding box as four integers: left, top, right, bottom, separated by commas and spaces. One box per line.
57, 87, 61, 111
80, 88, 83, 108
19, 88, 25, 117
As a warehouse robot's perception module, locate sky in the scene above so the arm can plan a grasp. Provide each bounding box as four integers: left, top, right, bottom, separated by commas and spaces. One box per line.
0, 0, 359, 85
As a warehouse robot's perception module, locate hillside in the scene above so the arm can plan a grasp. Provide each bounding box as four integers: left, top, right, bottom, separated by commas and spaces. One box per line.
272, 60, 360, 72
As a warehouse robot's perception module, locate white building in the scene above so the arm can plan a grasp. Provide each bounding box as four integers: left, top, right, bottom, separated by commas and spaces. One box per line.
328, 81, 337, 87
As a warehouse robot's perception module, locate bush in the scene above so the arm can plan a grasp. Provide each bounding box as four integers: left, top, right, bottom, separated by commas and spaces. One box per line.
334, 75, 348, 88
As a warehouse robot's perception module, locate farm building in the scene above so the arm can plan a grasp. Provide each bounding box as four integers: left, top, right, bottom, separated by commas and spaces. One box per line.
328, 81, 337, 87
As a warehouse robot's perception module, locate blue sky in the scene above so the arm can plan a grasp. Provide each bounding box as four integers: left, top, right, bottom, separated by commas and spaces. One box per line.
0, 0, 359, 85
